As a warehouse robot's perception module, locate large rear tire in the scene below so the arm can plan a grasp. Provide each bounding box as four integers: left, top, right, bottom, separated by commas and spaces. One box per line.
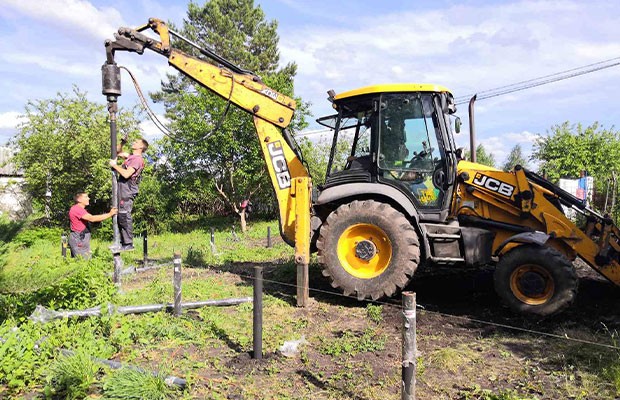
316, 200, 420, 300
494, 245, 578, 316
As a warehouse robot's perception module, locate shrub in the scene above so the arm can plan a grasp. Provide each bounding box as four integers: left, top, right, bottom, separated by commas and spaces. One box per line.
0, 258, 116, 322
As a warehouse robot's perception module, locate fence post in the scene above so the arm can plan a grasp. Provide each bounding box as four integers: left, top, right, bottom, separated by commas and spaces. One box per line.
173, 252, 182, 317
267, 226, 272, 248
210, 227, 215, 245
143, 230, 148, 268
113, 255, 122, 288
61, 234, 67, 258
253, 266, 263, 359
402, 291, 416, 400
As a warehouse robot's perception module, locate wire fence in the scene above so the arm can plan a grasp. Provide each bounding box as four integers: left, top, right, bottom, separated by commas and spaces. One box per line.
126, 234, 620, 350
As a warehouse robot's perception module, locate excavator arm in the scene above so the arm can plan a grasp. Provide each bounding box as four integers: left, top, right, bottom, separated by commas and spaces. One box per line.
455, 161, 620, 286
101, 18, 311, 290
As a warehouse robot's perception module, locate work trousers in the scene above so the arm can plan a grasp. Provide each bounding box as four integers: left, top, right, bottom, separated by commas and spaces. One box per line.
118, 197, 134, 245
69, 230, 91, 259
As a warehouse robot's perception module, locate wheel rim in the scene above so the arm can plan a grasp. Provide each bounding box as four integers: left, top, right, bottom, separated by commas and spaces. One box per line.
337, 223, 392, 279
510, 264, 555, 305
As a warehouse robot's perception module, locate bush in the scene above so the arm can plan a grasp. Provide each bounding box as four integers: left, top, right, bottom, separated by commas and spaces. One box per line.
11, 226, 62, 248
0, 258, 117, 322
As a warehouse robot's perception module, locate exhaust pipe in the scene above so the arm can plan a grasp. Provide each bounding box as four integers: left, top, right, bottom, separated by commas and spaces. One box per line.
468, 94, 477, 163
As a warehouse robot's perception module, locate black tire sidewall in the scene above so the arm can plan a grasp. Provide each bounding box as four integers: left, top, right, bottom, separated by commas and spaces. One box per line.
319, 200, 419, 299
494, 245, 577, 316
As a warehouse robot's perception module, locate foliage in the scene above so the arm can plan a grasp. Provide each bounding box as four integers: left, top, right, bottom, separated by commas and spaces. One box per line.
458, 385, 537, 400
531, 121, 620, 219
502, 144, 529, 172
464, 143, 496, 168
0, 215, 24, 265
131, 163, 174, 234
152, 0, 310, 223
103, 368, 178, 400
532, 122, 620, 181
44, 350, 100, 399
11, 226, 62, 248
0, 318, 115, 394
0, 257, 117, 322
365, 304, 383, 324
298, 135, 351, 186
10, 86, 141, 225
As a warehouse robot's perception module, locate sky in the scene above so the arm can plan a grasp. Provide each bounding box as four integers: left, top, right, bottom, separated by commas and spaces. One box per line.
1, 0, 619, 167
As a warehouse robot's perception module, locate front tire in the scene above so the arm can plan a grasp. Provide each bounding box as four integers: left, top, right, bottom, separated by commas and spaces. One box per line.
494, 245, 578, 316
316, 200, 420, 300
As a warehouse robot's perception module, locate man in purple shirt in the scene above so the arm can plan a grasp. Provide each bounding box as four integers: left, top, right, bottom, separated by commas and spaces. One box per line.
109, 138, 148, 251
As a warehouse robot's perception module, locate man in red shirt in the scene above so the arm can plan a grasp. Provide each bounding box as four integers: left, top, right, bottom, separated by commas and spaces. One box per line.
68, 192, 117, 258
109, 137, 148, 251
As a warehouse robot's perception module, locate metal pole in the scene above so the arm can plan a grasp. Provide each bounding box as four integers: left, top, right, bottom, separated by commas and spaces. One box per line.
468, 94, 477, 163
253, 266, 263, 359
61, 234, 67, 258
267, 226, 272, 248
296, 263, 309, 307
173, 252, 182, 317
143, 229, 148, 267
109, 102, 123, 285
102, 62, 123, 285
402, 292, 417, 400
210, 227, 215, 245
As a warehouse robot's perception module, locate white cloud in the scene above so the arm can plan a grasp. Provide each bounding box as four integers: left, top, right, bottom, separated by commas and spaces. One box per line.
2, 0, 124, 40
0, 112, 24, 129
139, 114, 169, 141
1, 53, 94, 76
282, 0, 619, 121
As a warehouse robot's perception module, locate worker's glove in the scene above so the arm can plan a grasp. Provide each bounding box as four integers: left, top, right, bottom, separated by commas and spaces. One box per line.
109, 158, 117, 167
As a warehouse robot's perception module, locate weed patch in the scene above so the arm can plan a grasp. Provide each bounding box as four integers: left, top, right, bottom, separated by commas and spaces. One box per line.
44, 350, 100, 399
103, 367, 179, 399
319, 327, 386, 357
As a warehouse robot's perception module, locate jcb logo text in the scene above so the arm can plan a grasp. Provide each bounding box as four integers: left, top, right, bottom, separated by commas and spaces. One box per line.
267, 141, 291, 189
472, 173, 515, 198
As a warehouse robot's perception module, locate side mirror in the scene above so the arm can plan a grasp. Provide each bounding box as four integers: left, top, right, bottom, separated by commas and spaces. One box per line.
454, 117, 461, 134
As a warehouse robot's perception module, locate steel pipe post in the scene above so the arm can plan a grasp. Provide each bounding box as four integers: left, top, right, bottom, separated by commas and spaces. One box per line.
61, 234, 67, 258
143, 230, 148, 267
402, 291, 417, 400
253, 266, 263, 359
267, 226, 271, 248
173, 252, 182, 317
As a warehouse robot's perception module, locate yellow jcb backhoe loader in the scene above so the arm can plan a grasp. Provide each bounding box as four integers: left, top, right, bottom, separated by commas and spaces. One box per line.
102, 18, 620, 316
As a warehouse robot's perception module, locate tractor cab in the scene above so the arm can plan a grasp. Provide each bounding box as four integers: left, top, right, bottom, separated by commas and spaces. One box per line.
317, 84, 460, 221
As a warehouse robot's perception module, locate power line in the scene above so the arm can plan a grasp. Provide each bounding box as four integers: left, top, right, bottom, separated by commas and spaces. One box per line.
455, 56, 620, 105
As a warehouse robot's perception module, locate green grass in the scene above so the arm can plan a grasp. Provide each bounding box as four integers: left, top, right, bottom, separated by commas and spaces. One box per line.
103, 367, 178, 399
2, 217, 620, 399
44, 350, 100, 399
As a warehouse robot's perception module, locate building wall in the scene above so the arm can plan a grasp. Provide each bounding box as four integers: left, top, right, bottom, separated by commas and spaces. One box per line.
0, 176, 30, 220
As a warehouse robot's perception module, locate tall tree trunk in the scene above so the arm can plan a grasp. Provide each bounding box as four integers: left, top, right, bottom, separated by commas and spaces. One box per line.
240, 209, 247, 233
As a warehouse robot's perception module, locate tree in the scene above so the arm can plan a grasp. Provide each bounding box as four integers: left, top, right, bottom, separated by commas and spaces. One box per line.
152, 0, 309, 231
298, 135, 352, 187
502, 144, 528, 172
11, 87, 140, 226
532, 121, 620, 219
464, 144, 496, 168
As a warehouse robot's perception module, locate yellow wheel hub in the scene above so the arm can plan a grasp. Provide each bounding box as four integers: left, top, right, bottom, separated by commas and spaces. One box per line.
510, 264, 554, 305
337, 223, 392, 279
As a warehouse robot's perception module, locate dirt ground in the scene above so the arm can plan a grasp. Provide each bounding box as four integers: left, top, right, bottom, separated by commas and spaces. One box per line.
122, 255, 620, 400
